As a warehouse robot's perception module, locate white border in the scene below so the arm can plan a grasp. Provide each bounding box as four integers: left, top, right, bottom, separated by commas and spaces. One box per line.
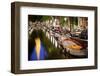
20, 6, 95, 70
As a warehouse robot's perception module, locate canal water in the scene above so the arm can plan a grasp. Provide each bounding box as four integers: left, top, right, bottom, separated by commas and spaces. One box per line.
28, 30, 87, 61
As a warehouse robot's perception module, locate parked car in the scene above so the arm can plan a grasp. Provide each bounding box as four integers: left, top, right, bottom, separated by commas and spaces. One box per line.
79, 29, 88, 39
71, 29, 82, 37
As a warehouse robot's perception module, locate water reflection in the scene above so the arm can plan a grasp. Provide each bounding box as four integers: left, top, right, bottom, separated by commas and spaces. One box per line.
29, 30, 48, 60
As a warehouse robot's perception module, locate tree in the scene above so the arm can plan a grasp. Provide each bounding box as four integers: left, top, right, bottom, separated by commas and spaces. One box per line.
28, 15, 43, 22
41, 16, 52, 21
60, 17, 66, 27
70, 17, 78, 31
